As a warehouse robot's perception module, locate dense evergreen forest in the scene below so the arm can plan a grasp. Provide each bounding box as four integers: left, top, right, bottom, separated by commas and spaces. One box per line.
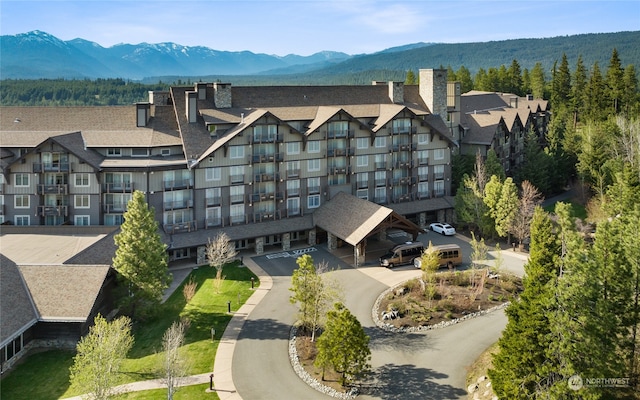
1, 46, 638, 108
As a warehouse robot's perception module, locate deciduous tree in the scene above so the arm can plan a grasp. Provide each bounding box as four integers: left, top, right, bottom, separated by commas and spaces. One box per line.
206, 232, 238, 293
69, 315, 134, 400
161, 320, 189, 400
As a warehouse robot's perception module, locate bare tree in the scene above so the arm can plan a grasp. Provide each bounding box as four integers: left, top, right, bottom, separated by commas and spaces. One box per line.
206, 232, 238, 293
161, 320, 190, 400
509, 180, 543, 249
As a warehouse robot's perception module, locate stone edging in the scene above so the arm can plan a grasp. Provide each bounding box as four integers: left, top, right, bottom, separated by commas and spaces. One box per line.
372, 283, 511, 333
288, 325, 358, 399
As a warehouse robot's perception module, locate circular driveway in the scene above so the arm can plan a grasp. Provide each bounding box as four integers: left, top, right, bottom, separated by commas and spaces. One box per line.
232, 233, 526, 399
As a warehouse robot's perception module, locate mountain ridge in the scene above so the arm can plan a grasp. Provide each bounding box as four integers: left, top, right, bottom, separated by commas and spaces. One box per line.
1, 30, 638, 82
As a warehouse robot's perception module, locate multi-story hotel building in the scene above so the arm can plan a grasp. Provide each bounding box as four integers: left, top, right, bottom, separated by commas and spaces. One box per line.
1, 69, 460, 262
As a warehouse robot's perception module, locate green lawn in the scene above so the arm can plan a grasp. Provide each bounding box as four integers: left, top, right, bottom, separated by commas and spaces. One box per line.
543, 200, 587, 220
111, 383, 213, 399
0, 263, 258, 400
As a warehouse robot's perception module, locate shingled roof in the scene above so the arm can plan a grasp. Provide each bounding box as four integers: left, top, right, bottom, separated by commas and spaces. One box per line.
17, 264, 110, 322
0, 254, 37, 347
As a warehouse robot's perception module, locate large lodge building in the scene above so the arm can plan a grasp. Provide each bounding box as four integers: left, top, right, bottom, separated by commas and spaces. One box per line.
0, 69, 549, 263
0, 69, 550, 370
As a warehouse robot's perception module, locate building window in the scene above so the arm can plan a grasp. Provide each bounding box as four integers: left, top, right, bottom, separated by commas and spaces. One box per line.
417, 133, 430, 144
286, 161, 300, 177
15, 195, 29, 208
75, 173, 90, 187
131, 148, 149, 157
392, 118, 411, 134
374, 136, 386, 148
307, 177, 320, 194
434, 164, 445, 180
75, 195, 90, 209
374, 187, 386, 203
230, 185, 245, 204
307, 141, 321, 153
75, 215, 90, 225
307, 159, 321, 172
206, 188, 221, 206
356, 189, 368, 200
229, 146, 245, 159
105, 214, 124, 225
287, 179, 300, 197
107, 148, 122, 157
434, 148, 445, 160
418, 166, 429, 181
15, 173, 29, 187
15, 215, 29, 225
206, 207, 221, 226
161, 148, 171, 156
229, 166, 245, 184
287, 197, 300, 216
434, 180, 445, 197
375, 171, 386, 186
356, 155, 368, 167
287, 142, 300, 155
205, 167, 221, 181
356, 137, 368, 149
417, 150, 429, 165
253, 125, 277, 141
308, 194, 320, 209
230, 204, 245, 223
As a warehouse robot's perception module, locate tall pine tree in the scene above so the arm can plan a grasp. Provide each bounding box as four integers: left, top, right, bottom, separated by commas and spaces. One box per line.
113, 190, 171, 319
490, 207, 561, 398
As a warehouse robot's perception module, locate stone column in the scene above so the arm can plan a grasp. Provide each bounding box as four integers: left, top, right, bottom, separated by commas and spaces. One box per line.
197, 246, 206, 265
354, 241, 366, 267
308, 228, 316, 246
377, 229, 387, 241
327, 233, 337, 251
437, 209, 446, 223
282, 232, 291, 251
255, 237, 265, 255
419, 212, 427, 229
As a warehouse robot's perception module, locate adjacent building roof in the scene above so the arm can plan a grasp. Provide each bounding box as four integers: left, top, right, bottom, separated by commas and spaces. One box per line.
0, 254, 38, 347
17, 264, 110, 322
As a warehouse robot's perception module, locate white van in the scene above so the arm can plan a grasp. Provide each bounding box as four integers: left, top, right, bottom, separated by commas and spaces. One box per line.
379, 241, 424, 268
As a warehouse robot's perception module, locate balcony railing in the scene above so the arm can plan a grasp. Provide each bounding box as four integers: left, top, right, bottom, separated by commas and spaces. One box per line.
329, 166, 349, 175
286, 188, 300, 197
416, 158, 429, 165
392, 176, 414, 186
38, 184, 68, 195
389, 126, 417, 135
103, 182, 134, 193
326, 129, 354, 139
230, 174, 244, 184
393, 193, 414, 203
286, 169, 300, 178
163, 178, 193, 190
307, 186, 321, 195
254, 172, 279, 182
164, 220, 197, 234
206, 196, 222, 207
287, 207, 301, 217
251, 153, 283, 164
163, 199, 193, 211
394, 160, 412, 169
0, 204, 5, 215
206, 216, 223, 228
249, 133, 282, 144
327, 147, 354, 157
37, 205, 68, 217
375, 178, 387, 187
253, 211, 278, 222
104, 203, 127, 213
417, 191, 430, 200
373, 196, 387, 204
251, 192, 276, 203
33, 162, 71, 173
230, 194, 245, 204
375, 161, 388, 170
356, 180, 369, 189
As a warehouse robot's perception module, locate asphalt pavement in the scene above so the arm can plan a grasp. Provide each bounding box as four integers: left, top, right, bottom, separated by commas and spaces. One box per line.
228, 232, 527, 399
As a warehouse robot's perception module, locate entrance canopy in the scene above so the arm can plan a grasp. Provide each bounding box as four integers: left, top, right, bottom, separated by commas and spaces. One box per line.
313, 192, 424, 246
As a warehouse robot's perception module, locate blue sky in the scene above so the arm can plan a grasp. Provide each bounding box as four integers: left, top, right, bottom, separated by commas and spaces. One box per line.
1, 0, 638, 56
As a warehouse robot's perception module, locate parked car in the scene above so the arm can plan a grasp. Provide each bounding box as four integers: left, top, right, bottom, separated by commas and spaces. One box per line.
429, 222, 456, 236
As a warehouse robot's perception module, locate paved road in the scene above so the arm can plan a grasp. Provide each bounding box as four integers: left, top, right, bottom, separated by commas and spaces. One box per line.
232, 233, 527, 399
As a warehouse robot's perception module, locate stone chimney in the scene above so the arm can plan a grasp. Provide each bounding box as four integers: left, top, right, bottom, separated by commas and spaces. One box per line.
135, 102, 151, 127
419, 69, 448, 123
148, 91, 170, 105
213, 83, 232, 109
185, 91, 198, 123
389, 81, 404, 104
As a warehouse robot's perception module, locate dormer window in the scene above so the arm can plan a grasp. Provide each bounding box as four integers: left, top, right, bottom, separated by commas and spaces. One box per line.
107, 148, 122, 157
131, 148, 149, 157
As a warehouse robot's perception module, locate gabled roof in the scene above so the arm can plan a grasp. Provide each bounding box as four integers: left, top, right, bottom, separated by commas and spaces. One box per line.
0, 254, 37, 347
461, 112, 504, 146
305, 106, 343, 134
370, 104, 409, 132
312, 192, 424, 246
18, 264, 110, 322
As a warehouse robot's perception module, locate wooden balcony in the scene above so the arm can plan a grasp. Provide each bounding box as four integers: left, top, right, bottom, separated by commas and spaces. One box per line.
38, 184, 68, 195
